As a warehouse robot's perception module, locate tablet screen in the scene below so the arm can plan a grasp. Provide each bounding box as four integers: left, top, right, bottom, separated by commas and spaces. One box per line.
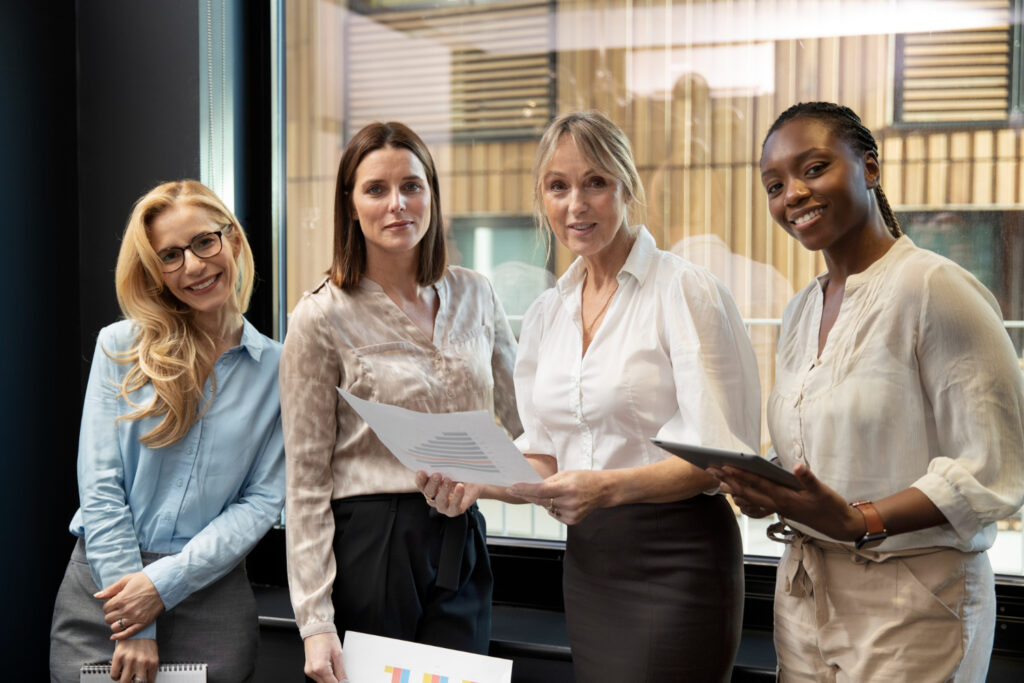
650, 438, 803, 490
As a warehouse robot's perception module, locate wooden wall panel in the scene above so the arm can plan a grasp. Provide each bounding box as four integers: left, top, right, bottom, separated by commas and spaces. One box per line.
286, 0, 1024, 315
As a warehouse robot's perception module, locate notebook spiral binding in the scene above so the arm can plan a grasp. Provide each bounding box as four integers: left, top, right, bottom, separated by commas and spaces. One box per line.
81, 662, 207, 673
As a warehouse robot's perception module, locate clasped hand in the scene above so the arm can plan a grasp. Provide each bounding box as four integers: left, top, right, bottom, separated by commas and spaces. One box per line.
95, 571, 165, 640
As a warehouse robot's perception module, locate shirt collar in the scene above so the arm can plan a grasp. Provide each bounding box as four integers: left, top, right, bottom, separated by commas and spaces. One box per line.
816, 235, 914, 293
237, 318, 265, 361
556, 225, 656, 300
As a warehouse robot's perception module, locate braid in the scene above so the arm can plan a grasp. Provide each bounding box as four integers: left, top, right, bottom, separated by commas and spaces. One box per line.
763, 102, 902, 238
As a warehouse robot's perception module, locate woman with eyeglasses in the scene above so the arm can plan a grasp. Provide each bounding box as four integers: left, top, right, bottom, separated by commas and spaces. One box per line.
49, 180, 285, 683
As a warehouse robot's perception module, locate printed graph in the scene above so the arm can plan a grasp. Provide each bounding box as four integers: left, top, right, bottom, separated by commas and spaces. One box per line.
384, 666, 477, 683
405, 432, 500, 475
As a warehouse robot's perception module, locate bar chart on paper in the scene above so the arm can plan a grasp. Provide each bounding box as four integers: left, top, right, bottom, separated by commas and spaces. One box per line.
407, 432, 501, 476
337, 389, 541, 486
385, 666, 479, 683
343, 631, 511, 682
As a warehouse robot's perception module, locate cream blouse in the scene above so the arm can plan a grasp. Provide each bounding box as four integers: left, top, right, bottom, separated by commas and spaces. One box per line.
280, 267, 521, 638
769, 237, 1024, 551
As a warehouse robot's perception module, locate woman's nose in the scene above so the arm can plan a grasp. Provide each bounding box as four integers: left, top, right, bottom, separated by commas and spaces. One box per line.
389, 189, 406, 213
785, 179, 810, 205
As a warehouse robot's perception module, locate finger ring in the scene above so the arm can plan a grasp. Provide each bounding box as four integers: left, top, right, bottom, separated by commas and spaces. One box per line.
548, 497, 555, 512
117, 618, 126, 630
132, 677, 148, 683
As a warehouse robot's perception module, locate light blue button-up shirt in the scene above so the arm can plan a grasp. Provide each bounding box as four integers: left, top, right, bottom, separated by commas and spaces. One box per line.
69, 318, 285, 640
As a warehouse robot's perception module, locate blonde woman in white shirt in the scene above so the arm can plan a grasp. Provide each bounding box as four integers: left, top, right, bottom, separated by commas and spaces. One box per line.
713, 102, 1024, 682
421, 110, 761, 682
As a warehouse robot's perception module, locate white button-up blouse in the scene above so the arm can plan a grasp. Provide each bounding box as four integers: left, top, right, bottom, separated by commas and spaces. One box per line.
769, 236, 1024, 551
515, 227, 761, 472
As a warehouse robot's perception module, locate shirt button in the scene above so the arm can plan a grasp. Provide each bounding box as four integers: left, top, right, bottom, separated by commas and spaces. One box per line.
176, 479, 183, 487
186, 447, 193, 454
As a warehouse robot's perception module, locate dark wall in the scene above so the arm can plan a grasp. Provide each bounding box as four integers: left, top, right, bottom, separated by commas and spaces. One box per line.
0, 1, 82, 674
1, 0, 204, 674
76, 0, 201, 380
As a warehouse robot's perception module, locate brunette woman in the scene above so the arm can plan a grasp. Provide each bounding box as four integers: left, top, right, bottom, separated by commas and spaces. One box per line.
280, 122, 521, 683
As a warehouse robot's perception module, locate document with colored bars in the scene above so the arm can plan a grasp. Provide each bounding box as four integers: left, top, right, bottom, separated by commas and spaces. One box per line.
81, 663, 206, 682
344, 631, 512, 682
338, 389, 541, 486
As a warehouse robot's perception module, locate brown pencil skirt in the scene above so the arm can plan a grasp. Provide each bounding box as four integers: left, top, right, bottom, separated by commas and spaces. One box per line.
563, 494, 744, 683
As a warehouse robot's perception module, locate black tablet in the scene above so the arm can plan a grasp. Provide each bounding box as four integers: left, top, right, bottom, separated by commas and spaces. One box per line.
650, 438, 803, 490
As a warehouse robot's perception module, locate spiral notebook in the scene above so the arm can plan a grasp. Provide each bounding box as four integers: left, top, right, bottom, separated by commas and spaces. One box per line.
81, 662, 206, 682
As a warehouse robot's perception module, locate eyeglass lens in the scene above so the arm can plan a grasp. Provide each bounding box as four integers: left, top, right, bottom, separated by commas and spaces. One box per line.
159, 231, 224, 272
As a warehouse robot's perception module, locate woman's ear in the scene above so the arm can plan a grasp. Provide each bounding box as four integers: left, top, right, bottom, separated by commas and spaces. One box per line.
863, 150, 881, 190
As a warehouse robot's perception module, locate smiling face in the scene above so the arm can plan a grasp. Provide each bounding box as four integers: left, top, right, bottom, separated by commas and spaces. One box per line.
759, 117, 879, 254
541, 136, 631, 260
148, 203, 240, 318
351, 146, 432, 265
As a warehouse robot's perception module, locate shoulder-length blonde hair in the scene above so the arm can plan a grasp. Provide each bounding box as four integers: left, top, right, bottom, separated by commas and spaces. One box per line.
329, 121, 447, 289
113, 179, 255, 448
532, 110, 647, 236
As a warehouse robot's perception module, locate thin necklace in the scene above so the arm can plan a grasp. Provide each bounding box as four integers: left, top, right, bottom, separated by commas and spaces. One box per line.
581, 270, 616, 339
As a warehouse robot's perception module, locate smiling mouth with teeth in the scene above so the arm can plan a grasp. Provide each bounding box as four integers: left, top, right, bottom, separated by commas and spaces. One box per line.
791, 207, 824, 226
187, 275, 218, 291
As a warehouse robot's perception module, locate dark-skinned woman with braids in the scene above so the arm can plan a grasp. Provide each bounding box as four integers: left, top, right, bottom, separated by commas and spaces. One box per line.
711, 102, 1024, 681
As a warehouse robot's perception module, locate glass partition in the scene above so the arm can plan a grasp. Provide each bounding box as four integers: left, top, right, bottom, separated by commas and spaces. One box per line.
284, 0, 1024, 574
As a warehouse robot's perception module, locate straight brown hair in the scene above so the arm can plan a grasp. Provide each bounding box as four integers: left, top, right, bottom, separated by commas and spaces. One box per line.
329, 122, 447, 289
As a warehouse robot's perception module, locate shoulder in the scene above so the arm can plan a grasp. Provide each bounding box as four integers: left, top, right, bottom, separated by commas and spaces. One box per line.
888, 241, 998, 313
288, 277, 345, 329
96, 319, 141, 353
647, 248, 730, 305
444, 265, 492, 294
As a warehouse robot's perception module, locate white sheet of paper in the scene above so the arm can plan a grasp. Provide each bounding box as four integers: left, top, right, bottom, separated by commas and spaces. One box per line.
342, 631, 512, 682
338, 389, 542, 486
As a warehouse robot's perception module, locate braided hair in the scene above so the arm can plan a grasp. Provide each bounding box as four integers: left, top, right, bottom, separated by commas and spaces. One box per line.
762, 102, 902, 238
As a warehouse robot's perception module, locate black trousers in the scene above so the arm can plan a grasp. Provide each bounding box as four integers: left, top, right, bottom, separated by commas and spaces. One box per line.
329, 493, 492, 653
563, 495, 744, 683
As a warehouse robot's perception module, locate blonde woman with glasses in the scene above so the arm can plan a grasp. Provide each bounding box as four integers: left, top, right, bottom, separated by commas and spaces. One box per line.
49, 180, 285, 683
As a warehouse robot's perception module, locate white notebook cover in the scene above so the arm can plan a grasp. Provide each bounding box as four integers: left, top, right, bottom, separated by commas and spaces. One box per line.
81, 662, 207, 682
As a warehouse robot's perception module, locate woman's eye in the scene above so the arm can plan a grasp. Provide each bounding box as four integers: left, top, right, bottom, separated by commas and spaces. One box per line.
806, 162, 827, 176
587, 176, 607, 188
548, 181, 567, 192
765, 182, 782, 195
402, 182, 423, 192
365, 185, 383, 195
193, 236, 217, 250
159, 250, 180, 264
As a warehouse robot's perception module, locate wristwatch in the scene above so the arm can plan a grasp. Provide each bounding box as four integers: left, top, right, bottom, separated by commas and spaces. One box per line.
850, 499, 888, 550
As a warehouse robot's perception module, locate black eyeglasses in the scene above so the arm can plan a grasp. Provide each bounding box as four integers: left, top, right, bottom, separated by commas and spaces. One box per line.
156, 225, 231, 273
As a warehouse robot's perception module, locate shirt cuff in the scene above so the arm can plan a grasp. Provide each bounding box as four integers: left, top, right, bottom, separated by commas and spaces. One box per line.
299, 620, 338, 640
911, 472, 981, 540
142, 556, 187, 612
131, 622, 157, 640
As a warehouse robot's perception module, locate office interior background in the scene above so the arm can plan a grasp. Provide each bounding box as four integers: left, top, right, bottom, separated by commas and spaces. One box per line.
5, 0, 1024, 679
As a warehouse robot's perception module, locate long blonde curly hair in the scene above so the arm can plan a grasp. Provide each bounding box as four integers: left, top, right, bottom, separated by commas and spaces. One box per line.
112, 180, 255, 448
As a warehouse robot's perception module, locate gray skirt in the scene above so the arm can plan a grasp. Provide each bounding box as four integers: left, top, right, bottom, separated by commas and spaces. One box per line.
563, 494, 744, 683
50, 538, 258, 683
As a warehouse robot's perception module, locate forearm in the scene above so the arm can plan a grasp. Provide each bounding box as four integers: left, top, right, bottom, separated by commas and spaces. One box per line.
603, 457, 716, 507
838, 487, 948, 541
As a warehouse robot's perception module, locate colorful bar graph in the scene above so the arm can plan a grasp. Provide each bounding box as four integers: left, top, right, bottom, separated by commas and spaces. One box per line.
384, 665, 411, 683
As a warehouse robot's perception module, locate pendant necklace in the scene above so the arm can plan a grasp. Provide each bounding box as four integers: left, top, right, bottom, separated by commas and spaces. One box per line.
581, 270, 617, 339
